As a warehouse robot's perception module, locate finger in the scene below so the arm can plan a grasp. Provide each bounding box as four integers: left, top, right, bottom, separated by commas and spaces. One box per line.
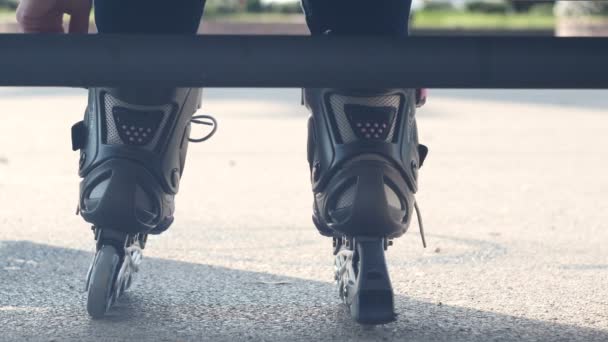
60, 0, 92, 33
16, 0, 65, 33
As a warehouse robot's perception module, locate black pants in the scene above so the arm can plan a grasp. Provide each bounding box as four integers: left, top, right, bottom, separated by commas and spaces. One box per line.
94, 0, 413, 36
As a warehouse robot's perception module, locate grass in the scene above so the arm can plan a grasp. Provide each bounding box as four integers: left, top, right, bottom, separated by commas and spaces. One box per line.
204, 10, 557, 30
0, 7, 14, 22
0, 8, 303, 25
206, 10, 558, 30
411, 10, 555, 30
0, 8, 571, 31
205, 12, 303, 23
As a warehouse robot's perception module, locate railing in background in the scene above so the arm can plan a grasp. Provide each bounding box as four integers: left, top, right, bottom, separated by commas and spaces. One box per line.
0, 34, 606, 89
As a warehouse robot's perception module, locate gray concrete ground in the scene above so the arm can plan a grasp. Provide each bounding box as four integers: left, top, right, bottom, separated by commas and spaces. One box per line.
0, 88, 607, 341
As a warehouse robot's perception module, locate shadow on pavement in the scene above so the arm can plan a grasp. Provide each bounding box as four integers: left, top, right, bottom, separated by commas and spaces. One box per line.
1, 240, 606, 342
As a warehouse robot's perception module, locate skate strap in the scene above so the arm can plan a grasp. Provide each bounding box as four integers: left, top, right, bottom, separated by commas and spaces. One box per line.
418, 144, 429, 167
71, 121, 86, 151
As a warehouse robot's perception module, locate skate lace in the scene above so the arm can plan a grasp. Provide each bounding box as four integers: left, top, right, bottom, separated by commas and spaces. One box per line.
189, 114, 218, 143
415, 201, 427, 248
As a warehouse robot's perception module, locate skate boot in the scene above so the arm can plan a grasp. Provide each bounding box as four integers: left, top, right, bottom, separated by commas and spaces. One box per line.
71, 87, 216, 318
305, 88, 428, 324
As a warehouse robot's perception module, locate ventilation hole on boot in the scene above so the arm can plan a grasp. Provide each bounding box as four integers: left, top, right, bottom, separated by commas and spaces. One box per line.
329, 93, 401, 144
135, 185, 154, 213
328, 180, 358, 224
102, 92, 175, 150
384, 184, 403, 210
82, 171, 112, 212
113, 107, 163, 146
88, 178, 110, 201
334, 184, 357, 210
134, 185, 158, 225
344, 104, 396, 142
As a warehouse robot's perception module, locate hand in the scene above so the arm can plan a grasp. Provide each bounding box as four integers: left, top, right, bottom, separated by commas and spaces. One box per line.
16, 0, 92, 33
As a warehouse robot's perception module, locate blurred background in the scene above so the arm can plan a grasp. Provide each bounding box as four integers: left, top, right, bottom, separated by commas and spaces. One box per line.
1, 1, 608, 341
1, 0, 608, 35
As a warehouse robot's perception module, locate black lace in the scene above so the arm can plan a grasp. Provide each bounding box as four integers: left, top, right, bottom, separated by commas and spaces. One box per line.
415, 201, 427, 248
189, 114, 218, 143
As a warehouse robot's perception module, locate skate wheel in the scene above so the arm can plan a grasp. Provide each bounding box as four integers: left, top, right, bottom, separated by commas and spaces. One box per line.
124, 272, 133, 291
87, 245, 121, 318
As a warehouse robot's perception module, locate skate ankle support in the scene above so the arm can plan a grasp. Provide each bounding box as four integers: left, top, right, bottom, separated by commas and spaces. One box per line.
73, 87, 204, 234
305, 88, 427, 238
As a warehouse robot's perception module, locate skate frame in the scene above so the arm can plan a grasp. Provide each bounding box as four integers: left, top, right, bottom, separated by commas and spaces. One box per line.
0, 35, 607, 89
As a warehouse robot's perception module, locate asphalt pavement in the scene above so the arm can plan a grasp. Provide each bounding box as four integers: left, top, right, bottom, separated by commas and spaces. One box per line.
1, 88, 607, 341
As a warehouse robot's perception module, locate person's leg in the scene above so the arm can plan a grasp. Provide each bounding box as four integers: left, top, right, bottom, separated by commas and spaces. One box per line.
76, 0, 209, 318
94, 0, 204, 34
301, 0, 412, 36
300, 1, 426, 324
301, 0, 424, 238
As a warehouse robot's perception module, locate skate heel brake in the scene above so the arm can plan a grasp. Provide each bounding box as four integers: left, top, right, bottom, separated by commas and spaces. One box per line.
336, 237, 396, 325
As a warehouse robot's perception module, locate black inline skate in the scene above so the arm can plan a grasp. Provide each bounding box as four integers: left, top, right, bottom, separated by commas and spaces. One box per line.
304, 88, 428, 324
72, 87, 216, 318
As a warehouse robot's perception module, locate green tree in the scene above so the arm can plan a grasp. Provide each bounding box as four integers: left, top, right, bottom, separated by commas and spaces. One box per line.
246, 0, 264, 13
205, 0, 243, 15
0, 0, 18, 10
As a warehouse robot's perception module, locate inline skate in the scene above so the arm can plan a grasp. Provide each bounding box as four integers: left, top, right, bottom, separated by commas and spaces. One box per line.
71, 87, 216, 318
305, 88, 428, 324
